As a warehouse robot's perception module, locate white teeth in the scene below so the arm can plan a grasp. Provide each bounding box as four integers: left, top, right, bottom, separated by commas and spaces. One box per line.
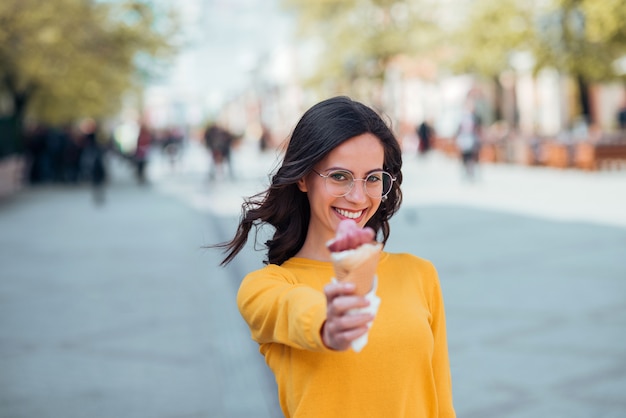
336, 208, 363, 219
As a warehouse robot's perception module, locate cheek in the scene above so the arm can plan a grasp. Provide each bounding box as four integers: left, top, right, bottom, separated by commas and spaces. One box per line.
307, 187, 330, 210
369, 201, 382, 218
368, 194, 384, 213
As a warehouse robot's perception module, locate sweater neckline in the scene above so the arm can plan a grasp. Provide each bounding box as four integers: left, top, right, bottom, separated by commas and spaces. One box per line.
283, 257, 333, 268
284, 252, 388, 268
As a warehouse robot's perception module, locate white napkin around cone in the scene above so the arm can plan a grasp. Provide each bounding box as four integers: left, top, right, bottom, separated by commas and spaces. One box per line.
332, 276, 380, 352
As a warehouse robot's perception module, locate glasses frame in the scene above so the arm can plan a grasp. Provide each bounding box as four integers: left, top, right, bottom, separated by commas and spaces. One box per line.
312, 169, 396, 199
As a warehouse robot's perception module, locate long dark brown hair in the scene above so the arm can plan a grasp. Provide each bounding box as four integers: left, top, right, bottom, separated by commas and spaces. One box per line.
216, 96, 403, 266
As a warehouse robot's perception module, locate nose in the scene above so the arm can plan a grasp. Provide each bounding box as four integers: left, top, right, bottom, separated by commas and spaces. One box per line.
344, 180, 368, 203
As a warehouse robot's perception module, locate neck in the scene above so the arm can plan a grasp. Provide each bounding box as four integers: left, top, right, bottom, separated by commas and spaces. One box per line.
294, 232, 333, 262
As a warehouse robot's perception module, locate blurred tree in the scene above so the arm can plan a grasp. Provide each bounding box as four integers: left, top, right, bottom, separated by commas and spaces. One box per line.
281, 0, 441, 105
450, 0, 626, 127
0, 0, 178, 155
446, 0, 535, 122
447, 0, 535, 126
447, 0, 534, 76
534, 0, 626, 123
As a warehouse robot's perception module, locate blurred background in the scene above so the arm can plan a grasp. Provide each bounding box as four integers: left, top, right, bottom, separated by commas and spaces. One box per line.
1, 0, 625, 417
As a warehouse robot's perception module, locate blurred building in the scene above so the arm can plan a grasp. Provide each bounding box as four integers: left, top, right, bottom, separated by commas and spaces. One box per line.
142, 0, 296, 138
141, 0, 626, 153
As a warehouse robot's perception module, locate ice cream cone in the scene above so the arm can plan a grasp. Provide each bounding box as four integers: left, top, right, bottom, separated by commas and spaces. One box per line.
330, 242, 382, 296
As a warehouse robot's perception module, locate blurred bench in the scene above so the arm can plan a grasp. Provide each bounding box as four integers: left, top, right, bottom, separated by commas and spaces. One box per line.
574, 135, 626, 171
433, 137, 459, 157
541, 141, 571, 169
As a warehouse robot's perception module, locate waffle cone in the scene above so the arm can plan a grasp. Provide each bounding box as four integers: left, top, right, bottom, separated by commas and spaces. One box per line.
330, 242, 382, 296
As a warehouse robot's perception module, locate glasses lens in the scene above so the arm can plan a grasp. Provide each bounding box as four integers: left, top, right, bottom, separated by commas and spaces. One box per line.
325, 170, 353, 197
365, 171, 392, 198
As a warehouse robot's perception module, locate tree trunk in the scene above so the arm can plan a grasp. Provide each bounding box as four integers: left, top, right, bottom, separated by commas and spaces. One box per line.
2, 73, 33, 154
492, 75, 503, 122
576, 75, 591, 124
8, 87, 33, 154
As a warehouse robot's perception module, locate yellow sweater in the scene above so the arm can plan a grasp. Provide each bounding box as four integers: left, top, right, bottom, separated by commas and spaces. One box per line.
237, 252, 455, 418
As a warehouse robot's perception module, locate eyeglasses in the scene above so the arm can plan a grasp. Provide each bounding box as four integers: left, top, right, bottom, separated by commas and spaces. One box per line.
312, 169, 396, 199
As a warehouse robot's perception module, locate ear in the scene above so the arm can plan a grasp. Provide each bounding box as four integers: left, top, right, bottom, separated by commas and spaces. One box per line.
297, 176, 308, 192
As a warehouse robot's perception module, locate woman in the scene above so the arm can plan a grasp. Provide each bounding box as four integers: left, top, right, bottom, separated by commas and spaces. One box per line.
216, 96, 455, 417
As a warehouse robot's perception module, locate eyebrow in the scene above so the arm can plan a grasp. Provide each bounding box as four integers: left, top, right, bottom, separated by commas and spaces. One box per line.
322, 167, 385, 174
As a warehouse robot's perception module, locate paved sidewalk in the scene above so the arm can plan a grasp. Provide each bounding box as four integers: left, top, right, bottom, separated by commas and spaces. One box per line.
401, 152, 626, 229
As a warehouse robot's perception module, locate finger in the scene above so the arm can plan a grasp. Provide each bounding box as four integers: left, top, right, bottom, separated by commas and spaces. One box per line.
324, 282, 356, 300
324, 311, 373, 334
335, 312, 375, 330
327, 295, 370, 316
327, 310, 371, 339
327, 326, 371, 351
342, 326, 370, 342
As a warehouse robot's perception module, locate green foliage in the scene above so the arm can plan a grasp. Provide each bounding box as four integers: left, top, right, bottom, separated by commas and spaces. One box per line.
281, 0, 442, 97
446, 0, 536, 76
0, 0, 179, 125
450, 0, 626, 82
284, 0, 626, 93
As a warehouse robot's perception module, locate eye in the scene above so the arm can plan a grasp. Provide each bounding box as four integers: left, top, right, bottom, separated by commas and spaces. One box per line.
366, 172, 383, 183
328, 171, 352, 182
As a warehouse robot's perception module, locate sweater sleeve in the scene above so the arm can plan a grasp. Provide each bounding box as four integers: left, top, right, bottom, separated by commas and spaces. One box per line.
236, 265, 330, 352
426, 261, 456, 417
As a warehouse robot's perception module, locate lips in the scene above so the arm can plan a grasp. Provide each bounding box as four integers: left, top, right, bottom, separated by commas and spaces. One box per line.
334, 208, 364, 220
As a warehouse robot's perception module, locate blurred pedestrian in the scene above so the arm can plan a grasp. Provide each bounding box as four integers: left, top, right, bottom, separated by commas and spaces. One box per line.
79, 118, 107, 204
259, 124, 271, 152
134, 122, 152, 184
62, 126, 83, 184
162, 126, 184, 170
456, 101, 482, 180
203, 123, 235, 180
416, 119, 435, 156
47, 126, 68, 183
213, 96, 456, 417
24, 123, 50, 184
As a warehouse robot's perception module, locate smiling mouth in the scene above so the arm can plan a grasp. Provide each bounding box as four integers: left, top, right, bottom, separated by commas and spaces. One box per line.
334, 208, 364, 219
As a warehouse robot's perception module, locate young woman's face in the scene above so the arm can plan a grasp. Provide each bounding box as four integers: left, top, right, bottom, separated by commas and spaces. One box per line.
298, 133, 385, 245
